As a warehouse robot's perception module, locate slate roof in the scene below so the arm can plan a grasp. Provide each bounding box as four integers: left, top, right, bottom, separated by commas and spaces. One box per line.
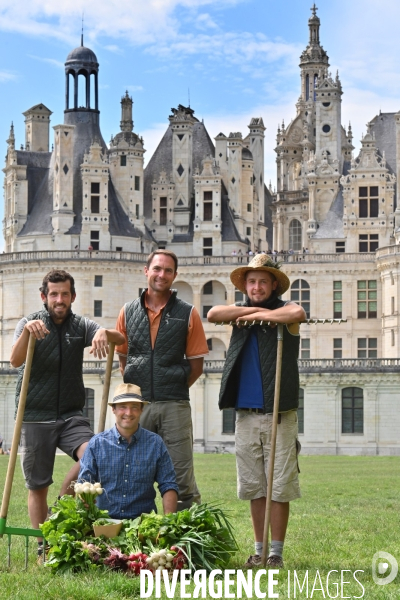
221, 181, 245, 243
313, 187, 344, 239
17, 151, 53, 236
143, 120, 215, 221
264, 185, 274, 249
369, 112, 397, 176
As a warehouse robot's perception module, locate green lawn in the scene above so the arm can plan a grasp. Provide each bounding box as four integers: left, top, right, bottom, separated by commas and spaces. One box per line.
0, 454, 399, 599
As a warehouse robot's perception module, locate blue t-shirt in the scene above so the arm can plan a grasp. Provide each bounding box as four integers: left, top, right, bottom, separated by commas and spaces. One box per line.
235, 327, 264, 409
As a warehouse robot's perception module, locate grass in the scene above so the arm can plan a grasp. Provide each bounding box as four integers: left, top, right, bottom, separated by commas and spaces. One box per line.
0, 454, 399, 598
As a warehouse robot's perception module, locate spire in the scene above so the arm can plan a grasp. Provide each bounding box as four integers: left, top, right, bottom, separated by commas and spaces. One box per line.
81, 13, 84, 46
311, 3, 318, 16
7, 122, 15, 148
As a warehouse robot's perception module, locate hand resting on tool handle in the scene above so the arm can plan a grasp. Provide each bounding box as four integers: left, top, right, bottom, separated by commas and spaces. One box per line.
10, 321, 125, 366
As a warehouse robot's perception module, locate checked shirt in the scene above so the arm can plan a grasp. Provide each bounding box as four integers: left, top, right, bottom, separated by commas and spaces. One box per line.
79, 424, 178, 519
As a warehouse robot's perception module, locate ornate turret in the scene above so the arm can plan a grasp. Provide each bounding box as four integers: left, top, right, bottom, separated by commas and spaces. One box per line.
299, 5, 329, 104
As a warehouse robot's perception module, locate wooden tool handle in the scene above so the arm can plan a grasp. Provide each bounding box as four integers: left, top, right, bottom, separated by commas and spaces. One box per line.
0, 335, 36, 520
97, 342, 115, 433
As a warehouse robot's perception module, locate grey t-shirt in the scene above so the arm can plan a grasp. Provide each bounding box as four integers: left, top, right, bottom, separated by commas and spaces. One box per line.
13, 316, 101, 346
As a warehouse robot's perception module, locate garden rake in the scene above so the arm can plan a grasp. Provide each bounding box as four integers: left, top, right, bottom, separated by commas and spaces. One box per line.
0, 334, 39, 568
0, 337, 116, 567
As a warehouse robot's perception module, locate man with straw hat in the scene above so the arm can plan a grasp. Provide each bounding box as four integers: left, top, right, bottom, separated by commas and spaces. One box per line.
79, 383, 178, 518
208, 255, 305, 568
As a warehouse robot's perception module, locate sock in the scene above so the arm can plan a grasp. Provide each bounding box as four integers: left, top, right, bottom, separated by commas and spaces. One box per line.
255, 541, 263, 556
269, 540, 284, 558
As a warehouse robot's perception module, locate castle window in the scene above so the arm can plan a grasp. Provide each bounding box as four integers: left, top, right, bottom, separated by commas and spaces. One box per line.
202, 306, 212, 319
291, 279, 310, 318
222, 409, 236, 434
342, 388, 363, 434
247, 203, 252, 212
235, 289, 245, 302
298, 389, 304, 434
336, 241, 345, 253
333, 281, 342, 318
135, 204, 139, 219
91, 182, 100, 213
90, 230, 99, 250
203, 281, 213, 295
357, 280, 377, 318
203, 238, 213, 256
94, 300, 102, 317
357, 338, 377, 358
359, 186, 378, 217
203, 191, 213, 221
83, 389, 95, 430
313, 74, 318, 100
359, 234, 379, 252
300, 338, 310, 359
333, 338, 342, 359
120, 155, 126, 167
94, 275, 103, 287
246, 227, 251, 236
135, 176, 140, 191
160, 197, 167, 225
289, 219, 302, 251
306, 74, 309, 101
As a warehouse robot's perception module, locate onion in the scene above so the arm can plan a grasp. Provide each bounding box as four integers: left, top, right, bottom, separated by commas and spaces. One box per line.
158, 558, 166, 566
93, 482, 102, 489
152, 561, 159, 568
159, 549, 167, 556
166, 553, 174, 561
151, 553, 160, 561
96, 488, 103, 495
165, 562, 172, 569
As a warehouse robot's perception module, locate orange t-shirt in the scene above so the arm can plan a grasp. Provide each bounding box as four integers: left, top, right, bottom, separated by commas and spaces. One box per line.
115, 293, 209, 359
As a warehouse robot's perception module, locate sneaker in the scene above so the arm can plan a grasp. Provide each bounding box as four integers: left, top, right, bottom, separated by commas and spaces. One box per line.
266, 555, 284, 568
243, 554, 262, 568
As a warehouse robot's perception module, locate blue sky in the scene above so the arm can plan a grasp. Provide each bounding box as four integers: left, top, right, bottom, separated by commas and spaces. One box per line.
1, 0, 400, 235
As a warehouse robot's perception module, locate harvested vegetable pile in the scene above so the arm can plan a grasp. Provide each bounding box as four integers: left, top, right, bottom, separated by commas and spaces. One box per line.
40, 488, 237, 575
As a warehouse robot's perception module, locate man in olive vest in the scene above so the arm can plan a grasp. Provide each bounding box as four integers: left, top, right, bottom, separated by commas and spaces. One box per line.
116, 250, 209, 510
10, 269, 124, 553
208, 255, 305, 569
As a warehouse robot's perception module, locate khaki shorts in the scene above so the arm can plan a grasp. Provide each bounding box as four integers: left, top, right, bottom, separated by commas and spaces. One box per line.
235, 410, 301, 503
20, 416, 94, 490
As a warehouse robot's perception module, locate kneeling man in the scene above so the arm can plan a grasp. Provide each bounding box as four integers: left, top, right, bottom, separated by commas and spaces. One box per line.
79, 384, 178, 518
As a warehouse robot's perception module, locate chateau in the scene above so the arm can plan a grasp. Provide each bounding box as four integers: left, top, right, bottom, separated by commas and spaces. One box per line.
1, 7, 399, 455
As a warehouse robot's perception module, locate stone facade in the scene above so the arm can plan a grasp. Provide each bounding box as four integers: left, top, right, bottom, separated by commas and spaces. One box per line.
1, 9, 400, 455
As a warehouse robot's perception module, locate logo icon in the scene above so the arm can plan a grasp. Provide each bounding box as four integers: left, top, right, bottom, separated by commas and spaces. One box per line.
372, 552, 398, 586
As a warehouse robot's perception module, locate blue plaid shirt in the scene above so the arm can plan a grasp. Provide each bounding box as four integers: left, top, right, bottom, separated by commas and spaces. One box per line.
79, 424, 178, 519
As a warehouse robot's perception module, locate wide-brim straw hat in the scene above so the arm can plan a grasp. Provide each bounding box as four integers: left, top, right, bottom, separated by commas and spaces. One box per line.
108, 383, 149, 406
230, 254, 290, 296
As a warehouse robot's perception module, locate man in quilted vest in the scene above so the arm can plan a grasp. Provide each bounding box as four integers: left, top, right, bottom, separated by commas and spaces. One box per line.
208, 255, 305, 569
116, 250, 209, 510
10, 269, 125, 553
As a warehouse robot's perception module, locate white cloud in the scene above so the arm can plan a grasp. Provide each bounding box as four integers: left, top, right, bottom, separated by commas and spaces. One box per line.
104, 45, 123, 54
126, 85, 144, 93
195, 13, 218, 30
28, 55, 64, 69
0, 70, 17, 82
0, 0, 245, 46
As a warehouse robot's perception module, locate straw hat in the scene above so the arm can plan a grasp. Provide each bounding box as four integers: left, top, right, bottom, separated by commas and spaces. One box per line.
108, 383, 149, 406
230, 254, 290, 296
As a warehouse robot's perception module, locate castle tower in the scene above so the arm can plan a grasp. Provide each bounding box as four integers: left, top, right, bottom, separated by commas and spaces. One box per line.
169, 105, 196, 233
109, 92, 146, 230
52, 124, 75, 236
23, 104, 52, 152
299, 4, 329, 107
3, 123, 28, 251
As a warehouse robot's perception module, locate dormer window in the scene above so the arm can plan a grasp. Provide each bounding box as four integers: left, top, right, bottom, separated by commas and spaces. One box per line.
91, 182, 100, 213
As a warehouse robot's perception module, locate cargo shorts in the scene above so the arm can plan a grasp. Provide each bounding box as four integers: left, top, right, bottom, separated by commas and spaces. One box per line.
235, 410, 301, 503
20, 416, 94, 490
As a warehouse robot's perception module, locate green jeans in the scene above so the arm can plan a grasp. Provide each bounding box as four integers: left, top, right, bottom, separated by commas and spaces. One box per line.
140, 400, 201, 509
